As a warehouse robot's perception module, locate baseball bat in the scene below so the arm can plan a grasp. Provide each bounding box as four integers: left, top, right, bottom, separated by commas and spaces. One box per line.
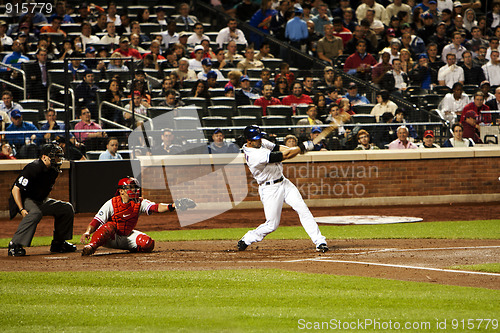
312, 112, 351, 145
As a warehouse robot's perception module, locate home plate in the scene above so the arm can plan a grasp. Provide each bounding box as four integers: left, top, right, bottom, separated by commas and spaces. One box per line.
315, 215, 423, 225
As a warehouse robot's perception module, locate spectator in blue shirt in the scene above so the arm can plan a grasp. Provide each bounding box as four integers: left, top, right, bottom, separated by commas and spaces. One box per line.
5, 110, 40, 148
285, 8, 309, 44
345, 82, 370, 105
99, 137, 123, 160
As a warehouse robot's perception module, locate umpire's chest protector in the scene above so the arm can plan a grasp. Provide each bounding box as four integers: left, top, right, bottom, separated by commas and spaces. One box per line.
110, 196, 141, 236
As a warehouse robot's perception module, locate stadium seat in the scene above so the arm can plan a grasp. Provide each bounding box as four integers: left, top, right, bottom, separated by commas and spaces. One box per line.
150, 97, 165, 107
232, 116, 257, 136
174, 116, 199, 130
19, 99, 46, 112
432, 85, 451, 96
21, 109, 42, 124
201, 116, 229, 130
291, 115, 308, 125
211, 97, 236, 109
209, 88, 226, 97
184, 97, 207, 113
140, 23, 161, 36
147, 107, 173, 119
237, 105, 263, 123
351, 114, 376, 124
352, 104, 375, 114
261, 58, 283, 70
208, 105, 235, 117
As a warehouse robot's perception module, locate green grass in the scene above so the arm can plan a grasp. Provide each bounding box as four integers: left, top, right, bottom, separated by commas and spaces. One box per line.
450, 263, 500, 273
0, 270, 499, 333
1, 220, 499, 248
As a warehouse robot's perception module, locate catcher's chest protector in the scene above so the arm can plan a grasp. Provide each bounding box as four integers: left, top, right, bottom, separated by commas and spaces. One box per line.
111, 196, 142, 235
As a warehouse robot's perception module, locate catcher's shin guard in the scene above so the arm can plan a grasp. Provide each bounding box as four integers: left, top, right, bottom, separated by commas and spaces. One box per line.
135, 234, 155, 252
84, 222, 117, 255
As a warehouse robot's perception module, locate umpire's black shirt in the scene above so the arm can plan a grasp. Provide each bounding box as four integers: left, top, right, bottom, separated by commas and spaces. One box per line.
13, 159, 59, 202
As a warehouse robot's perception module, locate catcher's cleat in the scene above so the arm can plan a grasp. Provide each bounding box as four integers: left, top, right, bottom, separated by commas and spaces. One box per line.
237, 240, 248, 251
81, 244, 96, 256
8, 242, 26, 257
316, 243, 329, 253
50, 240, 77, 253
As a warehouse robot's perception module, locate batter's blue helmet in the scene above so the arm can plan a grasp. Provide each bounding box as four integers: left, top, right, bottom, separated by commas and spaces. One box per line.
244, 125, 266, 140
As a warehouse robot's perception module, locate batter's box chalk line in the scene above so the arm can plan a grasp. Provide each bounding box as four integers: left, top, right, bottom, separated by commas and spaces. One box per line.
315, 215, 423, 225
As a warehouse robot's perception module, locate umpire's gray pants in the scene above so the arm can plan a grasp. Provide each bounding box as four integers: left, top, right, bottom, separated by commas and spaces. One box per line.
11, 198, 74, 247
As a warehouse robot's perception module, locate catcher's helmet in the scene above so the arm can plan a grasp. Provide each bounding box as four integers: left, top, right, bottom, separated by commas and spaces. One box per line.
117, 176, 141, 202
40, 143, 64, 172
244, 125, 266, 140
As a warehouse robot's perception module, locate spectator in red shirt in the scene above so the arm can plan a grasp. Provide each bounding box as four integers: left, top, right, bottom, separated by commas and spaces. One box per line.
113, 36, 142, 60
332, 16, 352, 46
282, 82, 314, 106
343, 39, 377, 81
461, 110, 483, 143
460, 91, 491, 124
274, 62, 295, 87
254, 83, 281, 116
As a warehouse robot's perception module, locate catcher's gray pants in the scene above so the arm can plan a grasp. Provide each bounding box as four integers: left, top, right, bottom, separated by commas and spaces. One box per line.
11, 198, 74, 247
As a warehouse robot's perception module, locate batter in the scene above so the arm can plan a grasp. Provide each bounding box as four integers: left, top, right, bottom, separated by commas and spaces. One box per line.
237, 125, 328, 252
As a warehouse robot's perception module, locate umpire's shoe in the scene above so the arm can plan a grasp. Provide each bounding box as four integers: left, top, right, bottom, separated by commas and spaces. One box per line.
316, 243, 329, 253
237, 240, 248, 251
50, 240, 77, 253
8, 242, 26, 257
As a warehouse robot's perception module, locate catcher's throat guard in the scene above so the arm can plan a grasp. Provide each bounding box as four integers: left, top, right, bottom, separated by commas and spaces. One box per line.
116, 176, 141, 202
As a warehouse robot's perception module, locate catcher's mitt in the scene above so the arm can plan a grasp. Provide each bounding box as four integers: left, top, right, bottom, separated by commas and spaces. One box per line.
174, 198, 197, 211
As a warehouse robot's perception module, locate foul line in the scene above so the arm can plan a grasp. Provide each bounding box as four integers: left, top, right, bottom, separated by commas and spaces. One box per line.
286, 258, 500, 277
333, 245, 500, 256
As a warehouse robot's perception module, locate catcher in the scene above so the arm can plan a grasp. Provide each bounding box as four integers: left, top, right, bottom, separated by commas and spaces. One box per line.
81, 176, 196, 256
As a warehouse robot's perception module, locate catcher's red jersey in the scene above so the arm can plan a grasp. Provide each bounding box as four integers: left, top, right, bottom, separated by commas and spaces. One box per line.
110, 196, 142, 235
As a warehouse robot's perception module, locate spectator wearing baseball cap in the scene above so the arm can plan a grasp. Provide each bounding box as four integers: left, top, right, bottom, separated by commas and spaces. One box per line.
345, 82, 371, 106
0, 20, 13, 48
113, 36, 142, 60
236, 75, 261, 106
461, 110, 483, 143
198, 58, 224, 81
309, 126, 328, 151
188, 45, 205, 72
418, 129, 440, 148
208, 128, 240, 154
5, 110, 40, 148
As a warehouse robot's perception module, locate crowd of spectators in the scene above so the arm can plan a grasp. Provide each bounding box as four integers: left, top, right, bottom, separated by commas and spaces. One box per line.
0, 0, 497, 158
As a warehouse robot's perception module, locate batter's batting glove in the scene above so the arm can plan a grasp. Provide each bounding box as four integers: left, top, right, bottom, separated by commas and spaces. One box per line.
174, 198, 197, 211
298, 140, 314, 153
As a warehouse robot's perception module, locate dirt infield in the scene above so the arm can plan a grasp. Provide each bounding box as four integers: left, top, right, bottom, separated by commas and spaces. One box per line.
1, 202, 499, 290
2, 239, 499, 290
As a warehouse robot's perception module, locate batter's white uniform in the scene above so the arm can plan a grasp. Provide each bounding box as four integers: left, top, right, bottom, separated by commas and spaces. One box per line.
93, 199, 154, 250
240, 139, 326, 248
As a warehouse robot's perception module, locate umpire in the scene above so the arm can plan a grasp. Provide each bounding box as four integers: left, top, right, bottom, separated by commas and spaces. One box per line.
8, 143, 76, 256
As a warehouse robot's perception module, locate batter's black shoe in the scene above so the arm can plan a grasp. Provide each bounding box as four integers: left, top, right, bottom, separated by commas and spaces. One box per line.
8, 242, 26, 257
316, 243, 329, 253
237, 240, 248, 251
50, 240, 77, 253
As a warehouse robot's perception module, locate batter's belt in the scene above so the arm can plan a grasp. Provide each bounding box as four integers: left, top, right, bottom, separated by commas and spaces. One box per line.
259, 176, 284, 186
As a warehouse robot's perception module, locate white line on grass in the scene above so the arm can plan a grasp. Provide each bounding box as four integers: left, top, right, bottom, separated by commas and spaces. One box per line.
306, 259, 500, 277
329, 245, 500, 256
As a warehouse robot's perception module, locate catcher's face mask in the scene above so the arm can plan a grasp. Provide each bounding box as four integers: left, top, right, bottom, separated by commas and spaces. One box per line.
117, 177, 141, 202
